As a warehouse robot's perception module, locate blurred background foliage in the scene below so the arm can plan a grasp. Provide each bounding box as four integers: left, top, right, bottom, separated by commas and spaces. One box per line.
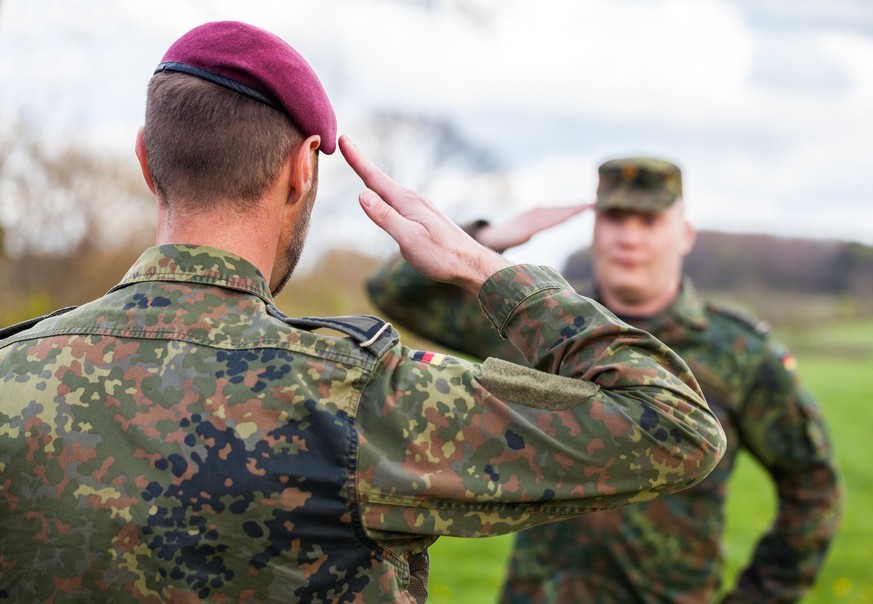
4, 117, 872, 332
0, 119, 152, 324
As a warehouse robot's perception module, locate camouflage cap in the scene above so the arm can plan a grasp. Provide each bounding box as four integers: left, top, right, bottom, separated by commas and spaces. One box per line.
596, 157, 683, 213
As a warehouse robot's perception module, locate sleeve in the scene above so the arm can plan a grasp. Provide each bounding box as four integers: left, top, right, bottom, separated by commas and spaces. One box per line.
366, 254, 525, 364
721, 338, 843, 603
355, 264, 727, 544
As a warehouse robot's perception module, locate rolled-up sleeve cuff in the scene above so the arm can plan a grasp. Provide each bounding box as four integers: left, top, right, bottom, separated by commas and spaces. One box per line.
477, 264, 569, 337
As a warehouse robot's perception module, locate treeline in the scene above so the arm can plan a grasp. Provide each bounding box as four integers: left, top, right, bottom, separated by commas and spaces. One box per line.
564, 230, 873, 298
3, 233, 871, 334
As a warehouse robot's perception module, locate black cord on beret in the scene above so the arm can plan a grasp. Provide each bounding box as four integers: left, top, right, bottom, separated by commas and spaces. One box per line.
155, 61, 283, 112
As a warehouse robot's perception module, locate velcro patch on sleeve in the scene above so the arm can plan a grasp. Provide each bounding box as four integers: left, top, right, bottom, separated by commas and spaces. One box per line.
481, 357, 600, 411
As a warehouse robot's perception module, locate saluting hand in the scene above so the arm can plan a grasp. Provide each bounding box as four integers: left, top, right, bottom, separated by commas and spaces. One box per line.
339, 135, 510, 294
475, 203, 594, 253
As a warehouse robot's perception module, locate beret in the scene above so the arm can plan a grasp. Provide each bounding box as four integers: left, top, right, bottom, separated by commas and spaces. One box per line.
596, 157, 683, 214
156, 21, 337, 154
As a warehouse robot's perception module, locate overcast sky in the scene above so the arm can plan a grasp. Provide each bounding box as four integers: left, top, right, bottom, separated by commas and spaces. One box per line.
1, 0, 871, 268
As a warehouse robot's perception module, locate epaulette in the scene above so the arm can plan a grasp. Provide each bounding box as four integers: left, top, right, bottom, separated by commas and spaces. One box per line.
705, 300, 770, 336
0, 306, 78, 342
266, 306, 399, 358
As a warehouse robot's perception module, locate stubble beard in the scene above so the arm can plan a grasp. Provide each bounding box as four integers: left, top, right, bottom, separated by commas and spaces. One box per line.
270, 192, 315, 297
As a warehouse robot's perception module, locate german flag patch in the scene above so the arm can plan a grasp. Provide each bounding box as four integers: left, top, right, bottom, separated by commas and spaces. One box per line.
412, 350, 447, 366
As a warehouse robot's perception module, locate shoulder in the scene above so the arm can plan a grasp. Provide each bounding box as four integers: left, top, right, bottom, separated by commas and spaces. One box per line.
701, 300, 801, 377
703, 300, 771, 339
691, 300, 777, 370
0, 306, 78, 344
265, 306, 400, 358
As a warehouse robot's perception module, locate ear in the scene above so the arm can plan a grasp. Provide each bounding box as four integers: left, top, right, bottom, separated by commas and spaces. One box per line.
135, 127, 157, 195
286, 134, 321, 205
680, 219, 696, 256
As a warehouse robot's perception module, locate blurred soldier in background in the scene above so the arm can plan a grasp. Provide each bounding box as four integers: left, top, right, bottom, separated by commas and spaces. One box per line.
0, 23, 726, 603
367, 156, 843, 603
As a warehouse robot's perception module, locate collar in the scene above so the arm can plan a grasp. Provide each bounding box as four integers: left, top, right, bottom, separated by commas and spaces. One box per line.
110, 244, 274, 304
667, 277, 709, 330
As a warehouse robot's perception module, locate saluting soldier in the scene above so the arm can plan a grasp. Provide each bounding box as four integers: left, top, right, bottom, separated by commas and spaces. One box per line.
0, 22, 724, 603
367, 157, 843, 603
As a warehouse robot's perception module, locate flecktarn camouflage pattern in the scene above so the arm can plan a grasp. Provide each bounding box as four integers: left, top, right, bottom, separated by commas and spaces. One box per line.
596, 156, 683, 214
365, 260, 841, 603
1, 245, 724, 602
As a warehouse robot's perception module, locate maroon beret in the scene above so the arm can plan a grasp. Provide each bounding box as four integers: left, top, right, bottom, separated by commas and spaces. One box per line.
156, 21, 337, 154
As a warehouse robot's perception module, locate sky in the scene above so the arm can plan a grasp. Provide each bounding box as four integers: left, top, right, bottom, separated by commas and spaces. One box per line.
1, 0, 872, 270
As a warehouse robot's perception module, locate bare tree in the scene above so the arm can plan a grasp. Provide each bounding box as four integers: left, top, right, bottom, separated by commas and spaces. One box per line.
304, 109, 510, 268
0, 119, 153, 321
356, 110, 499, 193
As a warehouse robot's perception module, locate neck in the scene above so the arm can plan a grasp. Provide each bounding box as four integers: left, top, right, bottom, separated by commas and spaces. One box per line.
598, 282, 680, 318
155, 201, 281, 281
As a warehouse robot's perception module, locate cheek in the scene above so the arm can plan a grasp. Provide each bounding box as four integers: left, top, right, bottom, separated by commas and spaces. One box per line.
591, 227, 615, 251
649, 239, 687, 276
591, 235, 614, 268
591, 234, 605, 254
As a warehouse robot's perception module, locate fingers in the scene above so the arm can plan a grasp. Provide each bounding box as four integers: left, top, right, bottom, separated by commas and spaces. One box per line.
338, 135, 375, 182
339, 135, 398, 203
357, 187, 398, 234
551, 202, 595, 219
526, 204, 592, 230
337, 136, 403, 236
340, 134, 425, 218
339, 134, 510, 291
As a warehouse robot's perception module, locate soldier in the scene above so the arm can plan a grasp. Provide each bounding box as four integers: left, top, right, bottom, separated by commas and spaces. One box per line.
0, 23, 725, 603
366, 157, 843, 602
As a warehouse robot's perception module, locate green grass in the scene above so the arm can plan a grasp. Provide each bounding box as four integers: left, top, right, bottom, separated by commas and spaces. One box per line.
425, 320, 873, 603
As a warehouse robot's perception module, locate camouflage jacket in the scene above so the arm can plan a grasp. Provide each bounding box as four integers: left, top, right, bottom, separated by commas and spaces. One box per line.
366, 258, 842, 604
0, 245, 724, 604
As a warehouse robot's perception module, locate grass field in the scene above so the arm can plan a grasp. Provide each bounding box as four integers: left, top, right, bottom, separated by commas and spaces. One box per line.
425, 319, 873, 603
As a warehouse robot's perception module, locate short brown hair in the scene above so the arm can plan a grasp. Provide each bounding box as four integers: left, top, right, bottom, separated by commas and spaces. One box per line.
143, 72, 304, 211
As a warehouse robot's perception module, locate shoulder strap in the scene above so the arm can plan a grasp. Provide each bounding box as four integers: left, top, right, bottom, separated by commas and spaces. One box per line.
705, 300, 770, 336
266, 305, 399, 358
0, 306, 78, 341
